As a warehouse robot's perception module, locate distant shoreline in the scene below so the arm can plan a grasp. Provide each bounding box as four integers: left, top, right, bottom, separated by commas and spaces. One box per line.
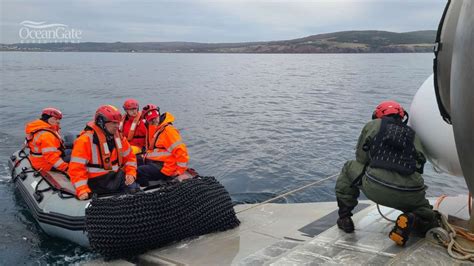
0, 50, 433, 54
0, 30, 436, 54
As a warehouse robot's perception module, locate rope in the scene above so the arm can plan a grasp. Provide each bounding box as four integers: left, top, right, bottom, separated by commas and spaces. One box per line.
430, 194, 474, 261
438, 213, 474, 261
434, 194, 448, 210
376, 204, 395, 223
10, 149, 30, 181
236, 173, 338, 214
469, 193, 472, 215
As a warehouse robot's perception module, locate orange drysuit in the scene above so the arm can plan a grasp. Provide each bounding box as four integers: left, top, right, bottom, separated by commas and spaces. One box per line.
25, 119, 68, 172
145, 112, 189, 176
68, 122, 137, 196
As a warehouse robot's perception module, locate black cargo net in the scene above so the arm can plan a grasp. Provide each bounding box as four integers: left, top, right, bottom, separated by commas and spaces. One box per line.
85, 176, 240, 259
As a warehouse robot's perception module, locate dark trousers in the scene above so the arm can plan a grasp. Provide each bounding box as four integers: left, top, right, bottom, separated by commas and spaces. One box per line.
137, 161, 171, 186
88, 170, 139, 195
335, 160, 437, 234
63, 149, 72, 163
136, 154, 145, 166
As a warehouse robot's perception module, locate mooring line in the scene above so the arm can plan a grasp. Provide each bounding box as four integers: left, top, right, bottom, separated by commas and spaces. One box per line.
236, 173, 338, 214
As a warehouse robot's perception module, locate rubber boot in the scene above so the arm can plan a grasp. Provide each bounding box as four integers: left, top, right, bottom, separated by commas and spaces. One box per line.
337, 198, 355, 233
389, 212, 416, 246
126, 182, 141, 194
337, 217, 355, 233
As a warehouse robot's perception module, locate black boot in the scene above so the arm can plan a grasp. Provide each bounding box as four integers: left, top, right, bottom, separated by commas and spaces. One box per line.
337, 198, 355, 233
125, 182, 142, 194
337, 217, 355, 233
414, 210, 442, 236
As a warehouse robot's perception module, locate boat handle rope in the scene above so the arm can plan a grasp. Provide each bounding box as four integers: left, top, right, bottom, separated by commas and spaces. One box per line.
10, 149, 31, 181
11, 150, 76, 199
34, 177, 53, 198
236, 173, 339, 214
12, 167, 37, 183
57, 190, 75, 199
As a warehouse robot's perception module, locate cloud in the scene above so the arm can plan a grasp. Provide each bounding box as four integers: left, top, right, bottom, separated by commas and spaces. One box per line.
0, 0, 447, 43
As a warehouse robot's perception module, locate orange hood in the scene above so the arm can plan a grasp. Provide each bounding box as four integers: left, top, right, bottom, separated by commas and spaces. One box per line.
159, 112, 175, 127
147, 112, 176, 146
25, 119, 54, 134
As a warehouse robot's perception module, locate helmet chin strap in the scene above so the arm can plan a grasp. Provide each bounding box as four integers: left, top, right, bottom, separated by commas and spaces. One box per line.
96, 116, 106, 129
96, 116, 113, 137
105, 128, 114, 137
402, 110, 410, 125
371, 111, 377, 120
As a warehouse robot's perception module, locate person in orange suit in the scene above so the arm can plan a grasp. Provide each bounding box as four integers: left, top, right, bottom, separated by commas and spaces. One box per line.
137, 104, 189, 185
68, 105, 139, 200
25, 107, 68, 173
120, 99, 147, 153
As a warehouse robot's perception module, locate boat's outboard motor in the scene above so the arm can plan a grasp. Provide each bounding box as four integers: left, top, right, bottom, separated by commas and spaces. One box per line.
62, 132, 76, 163
63, 132, 76, 149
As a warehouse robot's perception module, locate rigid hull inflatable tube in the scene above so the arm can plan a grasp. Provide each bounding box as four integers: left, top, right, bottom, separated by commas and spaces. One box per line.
9, 150, 240, 257
9, 150, 90, 247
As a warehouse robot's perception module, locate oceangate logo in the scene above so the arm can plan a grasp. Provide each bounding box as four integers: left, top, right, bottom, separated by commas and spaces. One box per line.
19, 21, 82, 43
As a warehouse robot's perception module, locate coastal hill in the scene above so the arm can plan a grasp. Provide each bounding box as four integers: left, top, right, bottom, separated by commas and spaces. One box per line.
1, 30, 436, 53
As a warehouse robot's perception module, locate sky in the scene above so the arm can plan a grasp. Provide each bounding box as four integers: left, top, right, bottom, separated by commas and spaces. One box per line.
0, 0, 447, 44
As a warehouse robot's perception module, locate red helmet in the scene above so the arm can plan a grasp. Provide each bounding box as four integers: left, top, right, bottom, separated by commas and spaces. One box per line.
42, 107, 63, 119
95, 105, 122, 124
123, 99, 139, 110
142, 104, 160, 122
373, 101, 406, 119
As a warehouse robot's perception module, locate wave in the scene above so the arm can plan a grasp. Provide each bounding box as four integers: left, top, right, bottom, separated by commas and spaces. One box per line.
20, 20, 46, 25
0, 164, 10, 182
20, 21, 68, 29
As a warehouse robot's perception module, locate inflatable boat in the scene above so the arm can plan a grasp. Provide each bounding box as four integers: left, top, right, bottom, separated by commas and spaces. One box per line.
8, 149, 240, 258
9, 149, 90, 246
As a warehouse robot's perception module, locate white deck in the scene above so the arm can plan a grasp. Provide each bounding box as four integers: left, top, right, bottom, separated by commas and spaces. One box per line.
86, 195, 474, 265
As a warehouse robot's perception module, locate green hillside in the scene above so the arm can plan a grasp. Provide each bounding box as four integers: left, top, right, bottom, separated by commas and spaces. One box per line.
1, 30, 437, 53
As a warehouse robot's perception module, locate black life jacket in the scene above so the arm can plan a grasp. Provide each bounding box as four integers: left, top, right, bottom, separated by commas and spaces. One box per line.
369, 117, 423, 175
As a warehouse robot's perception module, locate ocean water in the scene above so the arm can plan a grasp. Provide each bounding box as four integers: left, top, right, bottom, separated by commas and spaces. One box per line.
0, 52, 468, 264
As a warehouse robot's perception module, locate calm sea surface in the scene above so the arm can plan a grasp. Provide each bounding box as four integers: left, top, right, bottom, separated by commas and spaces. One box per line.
0, 52, 468, 264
